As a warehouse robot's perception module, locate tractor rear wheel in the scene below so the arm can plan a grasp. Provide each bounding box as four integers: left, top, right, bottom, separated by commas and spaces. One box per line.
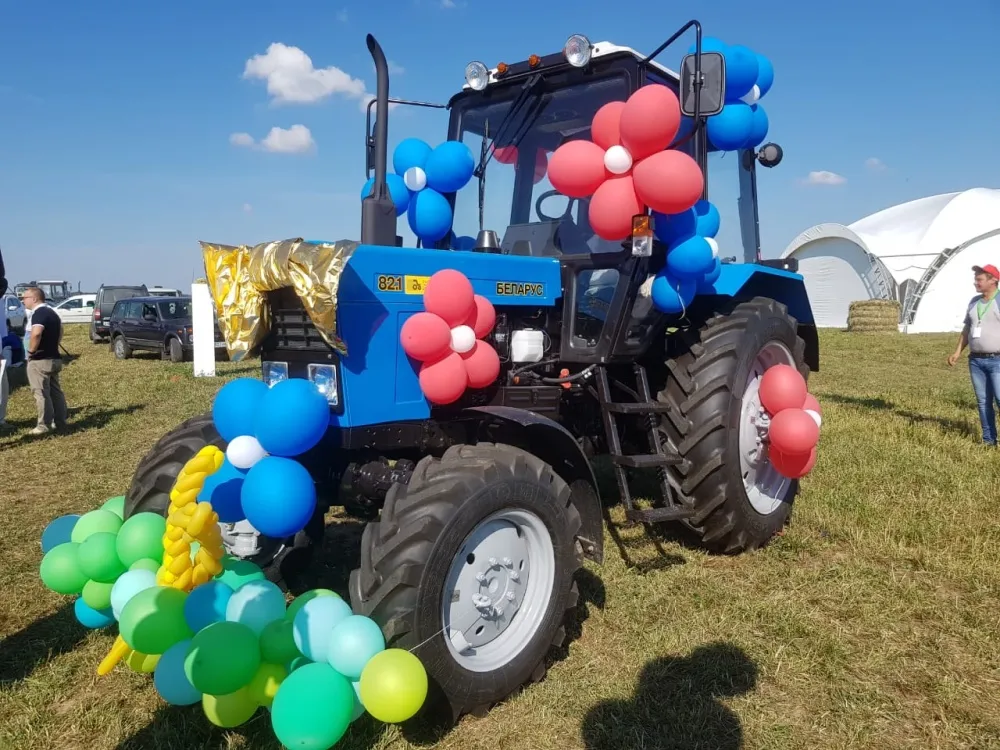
349, 443, 583, 722
657, 296, 809, 553
124, 412, 323, 589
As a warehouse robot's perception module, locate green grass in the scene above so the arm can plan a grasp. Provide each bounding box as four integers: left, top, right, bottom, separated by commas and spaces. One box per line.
2, 325, 999, 750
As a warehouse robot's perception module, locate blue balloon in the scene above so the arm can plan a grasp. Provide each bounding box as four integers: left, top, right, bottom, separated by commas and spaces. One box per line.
41, 514, 80, 553
291, 595, 353, 663
702, 257, 723, 286
241, 456, 317, 539
254, 378, 329, 457
452, 234, 476, 251
110, 568, 158, 620
226, 579, 286, 635
724, 45, 760, 102
74, 597, 116, 629
407, 188, 454, 244
693, 200, 721, 238
671, 116, 695, 147
392, 137, 433, 176
747, 104, 769, 149
706, 102, 754, 151
651, 271, 697, 315
755, 54, 775, 97
212, 378, 268, 442
360, 173, 410, 216
327, 615, 385, 680
667, 235, 715, 279
198, 458, 246, 524
154, 639, 202, 706
424, 141, 475, 194
653, 209, 697, 245
184, 580, 234, 633
687, 37, 728, 55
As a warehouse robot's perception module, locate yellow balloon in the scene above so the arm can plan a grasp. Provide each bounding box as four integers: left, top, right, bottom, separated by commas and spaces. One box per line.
202, 687, 258, 728
248, 662, 287, 707
358, 649, 428, 724
125, 650, 160, 674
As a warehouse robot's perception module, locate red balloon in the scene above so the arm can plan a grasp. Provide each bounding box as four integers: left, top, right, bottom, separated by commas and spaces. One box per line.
632, 150, 704, 215
531, 149, 548, 185
548, 140, 607, 198
424, 269, 475, 327
419, 352, 468, 405
399, 312, 451, 362
591, 100, 626, 150
620, 84, 682, 161
759, 364, 808, 416
493, 145, 518, 164
770, 446, 817, 479
768, 408, 820, 456
462, 341, 501, 388
588, 175, 643, 241
464, 295, 496, 339
803, 392, 821, 415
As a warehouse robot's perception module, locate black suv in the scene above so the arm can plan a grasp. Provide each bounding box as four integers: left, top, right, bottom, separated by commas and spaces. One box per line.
108, 296, 224, 362
91, 284, 148, 342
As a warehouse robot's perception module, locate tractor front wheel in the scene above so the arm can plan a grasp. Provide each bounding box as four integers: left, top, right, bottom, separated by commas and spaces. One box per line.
349, 443, 583, 722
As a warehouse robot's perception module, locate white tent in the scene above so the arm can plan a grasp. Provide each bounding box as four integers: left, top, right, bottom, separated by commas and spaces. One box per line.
781, 188, 1000, 332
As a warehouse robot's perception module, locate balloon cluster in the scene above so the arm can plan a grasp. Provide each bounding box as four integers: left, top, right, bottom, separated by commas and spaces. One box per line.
648, 199, 724, 314
547, 84, 704, 242
692, 38, 774, 153
399, 269, 500, 405
493, 144, 549, 185
360, 138, 475, 245
206, 376, 331, 539
758, 364, 823, 479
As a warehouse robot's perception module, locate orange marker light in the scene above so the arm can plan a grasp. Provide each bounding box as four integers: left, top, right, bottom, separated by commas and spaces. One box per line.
528, 54, 541, 68
496, 62, 509, 75
632, 214, 654, 258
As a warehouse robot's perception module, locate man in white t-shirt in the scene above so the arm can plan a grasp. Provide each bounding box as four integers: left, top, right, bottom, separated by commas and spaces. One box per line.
0, 269, 9, 429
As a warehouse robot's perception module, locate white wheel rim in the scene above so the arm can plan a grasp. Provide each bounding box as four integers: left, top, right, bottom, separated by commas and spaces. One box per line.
441, 508, 556, 673
739, 342, 795, 515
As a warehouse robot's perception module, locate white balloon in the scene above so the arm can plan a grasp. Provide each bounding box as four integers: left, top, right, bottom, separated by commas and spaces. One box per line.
603, 145, 633, 175
741, 85, 761, 105
805, 409, 822, 428
449, 325, 476, 354
226, 435, 269, 470
403, 166, 427, 192
705, 237, 720, 259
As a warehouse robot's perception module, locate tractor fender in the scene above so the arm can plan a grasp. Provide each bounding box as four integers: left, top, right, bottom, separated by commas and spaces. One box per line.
463, 405, 604, 563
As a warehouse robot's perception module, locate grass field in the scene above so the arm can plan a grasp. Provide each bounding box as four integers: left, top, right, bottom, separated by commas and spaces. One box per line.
1, 325, 999, 750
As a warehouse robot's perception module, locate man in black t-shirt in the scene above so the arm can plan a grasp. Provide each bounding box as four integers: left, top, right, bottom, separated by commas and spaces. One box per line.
23, 287, 68, 434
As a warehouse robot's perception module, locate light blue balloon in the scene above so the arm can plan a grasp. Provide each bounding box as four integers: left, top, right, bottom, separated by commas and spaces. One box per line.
747, 104, 769, 149
154, 639, 202, 706
74, 598, 116, 629
254, 377, 330, 458
360, 173, 410, 216
327, 615, 386, 680
241, 457, 317, 539
651, 271, 697, 315
184, 580, 234, 633
110, 568, 158, 620
197, 458, 246, 524
292, 596, 353, 663
667, 235, 715, 279
41, 514, 80, 553
724, 45, 759, 102
755, 54, 775, 97
706, 102, 754, 152
212, 378, 268, 442
693, 200, 721, 238
407, 189, 454, 244
424, 141, 475, 194
350, 680, 365, 722
392, 137, 432, 176
225, 579, 286, 635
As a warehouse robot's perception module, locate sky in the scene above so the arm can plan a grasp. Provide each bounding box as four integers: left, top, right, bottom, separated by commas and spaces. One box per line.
1, 0, 998, 292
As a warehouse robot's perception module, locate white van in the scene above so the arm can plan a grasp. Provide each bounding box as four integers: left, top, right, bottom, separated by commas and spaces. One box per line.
53, 293, 97, 324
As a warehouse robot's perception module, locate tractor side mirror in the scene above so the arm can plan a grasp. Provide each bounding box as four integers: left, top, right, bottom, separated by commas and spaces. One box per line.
679, 51, 726, 117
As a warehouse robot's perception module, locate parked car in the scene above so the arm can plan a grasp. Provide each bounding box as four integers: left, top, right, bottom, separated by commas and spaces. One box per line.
3, 294, 25, 335
108, 296, 226, 362
53, 293, 96, 324
148, 286, 181, 297
90, 284, 148, 342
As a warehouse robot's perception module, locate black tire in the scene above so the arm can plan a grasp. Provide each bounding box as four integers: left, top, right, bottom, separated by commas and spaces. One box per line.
657, 296, 809, 553
349, 443, 583, 722
168, 337, 184, 363
113, 334, 131, 359
124, 413, 323, 589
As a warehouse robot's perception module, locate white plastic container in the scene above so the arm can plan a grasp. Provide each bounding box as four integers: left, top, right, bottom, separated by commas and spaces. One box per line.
510, 329, 545, 363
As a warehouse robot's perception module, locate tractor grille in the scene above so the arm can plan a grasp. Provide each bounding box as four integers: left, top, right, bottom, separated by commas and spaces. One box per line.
264, 288, 333, 354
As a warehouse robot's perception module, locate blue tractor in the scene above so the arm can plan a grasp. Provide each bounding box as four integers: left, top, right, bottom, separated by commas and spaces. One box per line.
125, 25, 818, 721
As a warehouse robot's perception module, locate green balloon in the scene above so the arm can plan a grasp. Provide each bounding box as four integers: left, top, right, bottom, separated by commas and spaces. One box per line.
116, 513, 166, 567
70, 510, 122, 544
285, 589, 339, 622
101, 496, 126, 519
271, 663, 355, 750
216, 556, 265, 590
130, 558, 161, 573
119, 586, 192, 655
184, 621, 261, 696
39, 542, 88, 595
77, 532, 127, 583
259, 619, 300, 665
82, 579, 115, 610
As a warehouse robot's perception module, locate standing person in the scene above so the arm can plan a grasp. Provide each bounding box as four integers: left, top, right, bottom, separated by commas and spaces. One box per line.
948, 264, 1000, 446
0, 294, 8, 431
22, 286, 68, 435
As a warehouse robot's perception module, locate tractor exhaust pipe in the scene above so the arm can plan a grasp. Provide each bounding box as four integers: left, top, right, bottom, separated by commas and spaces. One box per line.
361, 34, 397, 247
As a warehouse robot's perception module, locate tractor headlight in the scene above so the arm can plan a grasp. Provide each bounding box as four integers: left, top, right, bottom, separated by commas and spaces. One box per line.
465, 61, 489, 91
564, 34, 592, 68
308, 363, 340, 406
262, 361, 288, 387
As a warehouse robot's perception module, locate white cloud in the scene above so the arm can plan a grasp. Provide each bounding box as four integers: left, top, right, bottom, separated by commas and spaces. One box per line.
388, 60, 405, 75
242, 203, 253, 214
243, 42, 368, 106
441, 0, 456, 6
229, 132, 255, 148
803, 170, 847, 186
865, 157, 887, 172
336, 8, 348, 22
228, 125, 316, 154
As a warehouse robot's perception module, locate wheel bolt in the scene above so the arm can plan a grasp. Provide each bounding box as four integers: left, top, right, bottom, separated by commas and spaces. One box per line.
495, 606, 504, 617
510, 571, 520, 582
476, 572, 487, 583
489, 557, 498, 566
506, 591, 515, 601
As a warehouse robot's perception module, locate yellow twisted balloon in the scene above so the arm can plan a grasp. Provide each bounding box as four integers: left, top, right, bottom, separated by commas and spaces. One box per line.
97, 445, 227, 676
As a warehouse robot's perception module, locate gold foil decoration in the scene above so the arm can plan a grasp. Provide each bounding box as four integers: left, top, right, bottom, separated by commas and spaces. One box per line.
200, 238, 358, 361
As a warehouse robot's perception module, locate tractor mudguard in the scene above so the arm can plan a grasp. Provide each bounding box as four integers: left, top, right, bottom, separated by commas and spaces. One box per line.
463, 405, 605, 563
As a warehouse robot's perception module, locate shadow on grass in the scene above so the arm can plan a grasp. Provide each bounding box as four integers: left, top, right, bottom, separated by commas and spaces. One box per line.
0, 601, 89, 685
1, 404, 145, 446
825, 393, 977, 439
581, 642, 758, 750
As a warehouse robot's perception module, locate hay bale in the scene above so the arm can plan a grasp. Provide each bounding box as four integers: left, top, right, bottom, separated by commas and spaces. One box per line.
847, 299, 900, 333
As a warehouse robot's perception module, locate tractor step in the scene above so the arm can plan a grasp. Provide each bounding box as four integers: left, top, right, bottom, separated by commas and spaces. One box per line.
603, 401, 672, 415
625, 506, 697, 524
610, 454, 682, 469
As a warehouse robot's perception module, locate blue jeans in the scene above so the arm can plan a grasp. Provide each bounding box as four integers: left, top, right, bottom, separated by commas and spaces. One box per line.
969, 356, 1000, 444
